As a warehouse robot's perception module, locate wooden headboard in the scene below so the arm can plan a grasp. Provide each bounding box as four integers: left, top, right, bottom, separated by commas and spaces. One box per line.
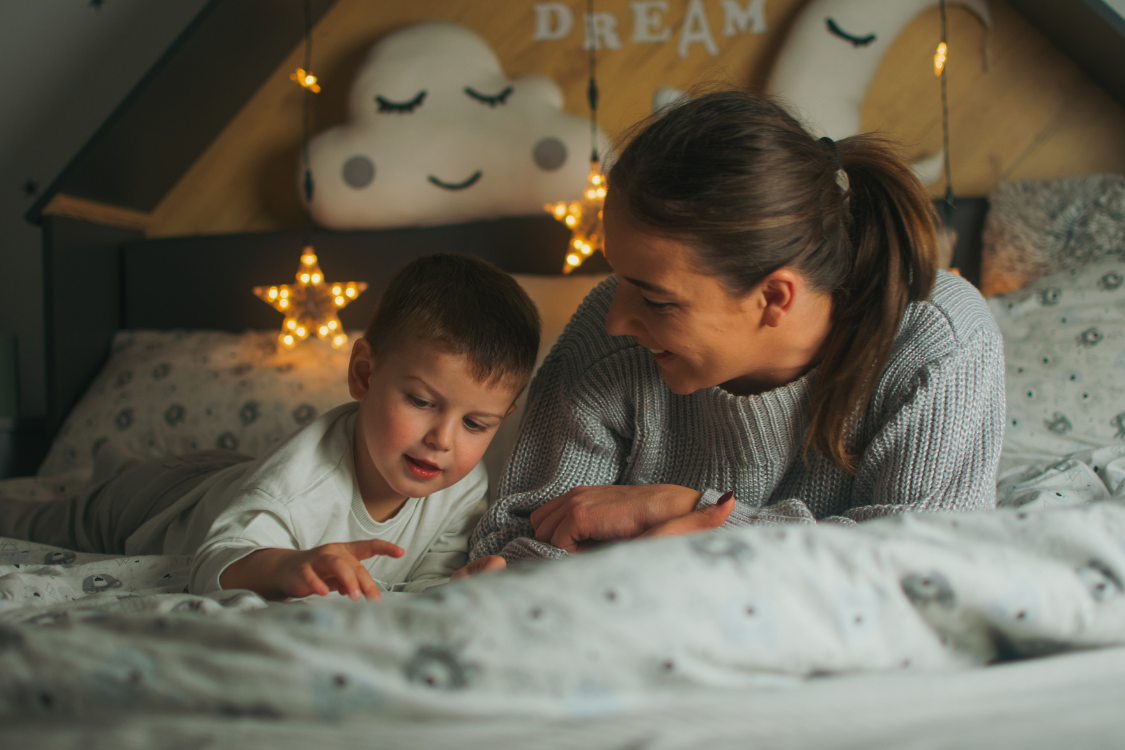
35, 197, 988, 469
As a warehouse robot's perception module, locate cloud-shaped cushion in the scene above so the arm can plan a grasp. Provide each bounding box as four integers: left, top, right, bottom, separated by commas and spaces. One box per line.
305, 23, 606, 229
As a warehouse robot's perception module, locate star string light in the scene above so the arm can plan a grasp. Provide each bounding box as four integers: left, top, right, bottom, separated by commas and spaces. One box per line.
547, 0, 606, 274
549, 166, 606, 273
253, 248, 366, 349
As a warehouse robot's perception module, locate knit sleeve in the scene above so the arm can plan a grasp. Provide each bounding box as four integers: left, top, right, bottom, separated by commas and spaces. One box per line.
469, 282, 636, 563
467, 351, 634, 562
841, 323, 1005, 521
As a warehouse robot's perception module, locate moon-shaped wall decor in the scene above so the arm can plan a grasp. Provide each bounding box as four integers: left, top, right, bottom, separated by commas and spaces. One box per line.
767, 0, 992, 183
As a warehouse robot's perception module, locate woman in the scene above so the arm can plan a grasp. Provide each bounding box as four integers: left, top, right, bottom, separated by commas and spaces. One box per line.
468, 91, 1004, 567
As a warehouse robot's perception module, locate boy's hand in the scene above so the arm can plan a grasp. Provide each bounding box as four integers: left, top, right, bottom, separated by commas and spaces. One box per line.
220, 539, 404, 601
451, 555, 507, 580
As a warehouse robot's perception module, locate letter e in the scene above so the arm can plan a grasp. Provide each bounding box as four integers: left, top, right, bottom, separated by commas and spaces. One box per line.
631, 1, 671, 43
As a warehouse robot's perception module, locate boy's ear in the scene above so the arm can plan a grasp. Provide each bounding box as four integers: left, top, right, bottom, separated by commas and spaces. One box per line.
348, 338, 377, 401
503, 402, 518, 419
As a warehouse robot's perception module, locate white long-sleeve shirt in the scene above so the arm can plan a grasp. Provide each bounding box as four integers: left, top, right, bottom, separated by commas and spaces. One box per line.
124, 402, 488, 595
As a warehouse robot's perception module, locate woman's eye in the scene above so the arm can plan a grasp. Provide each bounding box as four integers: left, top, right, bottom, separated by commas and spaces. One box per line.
376, 90, 427, 114
407, 394, 432, 408
464, 86, 513, 107
641, 297, 674, 311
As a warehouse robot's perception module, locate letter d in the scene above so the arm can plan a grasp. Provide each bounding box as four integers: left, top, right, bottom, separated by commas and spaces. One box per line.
534, 2, 574, 41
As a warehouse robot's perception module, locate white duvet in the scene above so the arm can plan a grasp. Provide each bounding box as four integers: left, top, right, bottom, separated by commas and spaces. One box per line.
1, 447, 1125, 726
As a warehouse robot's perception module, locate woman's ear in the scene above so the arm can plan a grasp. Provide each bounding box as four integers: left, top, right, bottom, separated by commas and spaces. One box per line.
759, 269, 800, 327
348, 338, 377, 401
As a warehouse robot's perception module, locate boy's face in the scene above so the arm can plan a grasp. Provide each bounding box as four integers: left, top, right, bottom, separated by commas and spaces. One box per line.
348, 338, 519, 503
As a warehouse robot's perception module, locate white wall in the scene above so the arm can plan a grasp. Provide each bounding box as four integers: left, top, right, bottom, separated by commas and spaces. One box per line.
0, 0, 207, 419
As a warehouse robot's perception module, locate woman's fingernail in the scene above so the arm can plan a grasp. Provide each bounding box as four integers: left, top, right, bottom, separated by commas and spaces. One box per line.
717, 491, 735, 505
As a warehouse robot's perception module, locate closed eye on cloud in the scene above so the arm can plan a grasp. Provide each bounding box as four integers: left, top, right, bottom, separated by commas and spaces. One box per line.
375, 90, 427, 113
825, 18, 876, 47
464, 86, 513, 107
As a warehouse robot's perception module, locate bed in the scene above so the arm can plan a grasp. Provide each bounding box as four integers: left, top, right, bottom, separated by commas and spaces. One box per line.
3, 183, 1125, 748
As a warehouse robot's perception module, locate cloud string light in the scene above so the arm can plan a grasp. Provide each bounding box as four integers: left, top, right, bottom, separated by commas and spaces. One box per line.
253, 249, 366, 349
547, 0, 607, 274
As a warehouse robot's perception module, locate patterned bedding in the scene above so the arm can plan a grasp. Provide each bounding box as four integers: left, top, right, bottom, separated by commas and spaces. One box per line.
1, 445, 1124, 732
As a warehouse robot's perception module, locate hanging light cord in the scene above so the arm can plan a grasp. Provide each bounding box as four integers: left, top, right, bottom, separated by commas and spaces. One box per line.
939, 0, 953, 224
587, 0, 599, 164
302, 0, 314, 202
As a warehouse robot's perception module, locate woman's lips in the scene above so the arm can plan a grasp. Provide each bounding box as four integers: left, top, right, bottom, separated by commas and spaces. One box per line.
647, 347, 675, 365
405, 455, 442, 480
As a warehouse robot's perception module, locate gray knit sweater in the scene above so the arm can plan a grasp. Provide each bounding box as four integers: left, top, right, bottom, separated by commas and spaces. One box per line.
471, 271, 1005, 563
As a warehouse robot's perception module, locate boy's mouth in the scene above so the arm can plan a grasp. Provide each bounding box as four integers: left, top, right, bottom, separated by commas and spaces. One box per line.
404, 455, 442, 480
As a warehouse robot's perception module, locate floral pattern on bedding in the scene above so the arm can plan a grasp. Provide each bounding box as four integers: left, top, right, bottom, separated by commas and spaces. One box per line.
37, 331, 357, 478
989, 256, 1125, 458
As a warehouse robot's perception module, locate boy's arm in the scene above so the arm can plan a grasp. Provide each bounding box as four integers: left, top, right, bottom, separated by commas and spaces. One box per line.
188, 500, 298, 595
220, 540, 403, 600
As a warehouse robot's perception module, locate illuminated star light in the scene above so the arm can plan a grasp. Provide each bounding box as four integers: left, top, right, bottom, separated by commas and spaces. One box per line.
546, 163, 607, 274
253, 248, 366, 349
290, 68, 321, 93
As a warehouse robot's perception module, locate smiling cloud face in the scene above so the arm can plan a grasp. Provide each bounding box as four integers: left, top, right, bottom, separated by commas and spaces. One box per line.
305, 23, 604, 229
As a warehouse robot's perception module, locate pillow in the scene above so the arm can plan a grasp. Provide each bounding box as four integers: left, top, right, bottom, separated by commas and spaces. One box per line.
981, 174, 1125, 296
38, 273, 612, 499
988, 255, 1125, 459
38, 330, 356, 478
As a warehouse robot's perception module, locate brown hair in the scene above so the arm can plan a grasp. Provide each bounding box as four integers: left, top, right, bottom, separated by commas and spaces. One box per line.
609, 90, 938, 472
364, 253, 541, 392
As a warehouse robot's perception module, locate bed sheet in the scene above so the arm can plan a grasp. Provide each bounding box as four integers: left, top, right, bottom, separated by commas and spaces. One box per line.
6, 645, 1125, 750
1, 445, 1125, 734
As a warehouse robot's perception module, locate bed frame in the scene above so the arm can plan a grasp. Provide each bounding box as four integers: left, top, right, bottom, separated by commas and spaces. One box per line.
28, 197, 988, 472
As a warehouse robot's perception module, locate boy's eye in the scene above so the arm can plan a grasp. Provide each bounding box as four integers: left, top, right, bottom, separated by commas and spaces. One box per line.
407, 394, 432, 408
462, 417, 487, 432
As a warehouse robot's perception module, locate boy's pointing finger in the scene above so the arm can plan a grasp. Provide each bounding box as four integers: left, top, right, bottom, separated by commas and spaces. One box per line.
345, 539, 405, 560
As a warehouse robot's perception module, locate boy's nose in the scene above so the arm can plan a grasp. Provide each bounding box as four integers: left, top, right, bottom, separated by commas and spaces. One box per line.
425, 419, 454, 451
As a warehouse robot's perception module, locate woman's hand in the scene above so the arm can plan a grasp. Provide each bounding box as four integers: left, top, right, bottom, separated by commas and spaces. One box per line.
529, 484, 705, 552
637, 491, 736, 538
451, 555, 507, 580
219, 539, 404, 601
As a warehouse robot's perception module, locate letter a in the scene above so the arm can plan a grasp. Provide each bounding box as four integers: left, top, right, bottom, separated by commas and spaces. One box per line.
678, 0, 719, 58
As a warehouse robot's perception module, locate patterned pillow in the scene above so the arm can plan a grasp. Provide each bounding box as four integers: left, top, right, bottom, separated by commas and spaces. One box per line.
981, 174, 1125, 296
37, 330, 356, 477
988, 256, 1125, 458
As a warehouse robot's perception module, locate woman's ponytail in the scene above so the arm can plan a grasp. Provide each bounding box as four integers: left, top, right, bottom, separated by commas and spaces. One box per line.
808, 134, 938, 472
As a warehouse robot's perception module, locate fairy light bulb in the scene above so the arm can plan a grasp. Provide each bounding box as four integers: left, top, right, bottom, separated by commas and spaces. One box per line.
253, 246, 367, 349
546, 163, 607, 274
934, 41, 947, 76
290, 68, 321, 93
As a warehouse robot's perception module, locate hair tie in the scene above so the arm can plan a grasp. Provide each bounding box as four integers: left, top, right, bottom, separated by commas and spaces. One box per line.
819, 136, 850, 195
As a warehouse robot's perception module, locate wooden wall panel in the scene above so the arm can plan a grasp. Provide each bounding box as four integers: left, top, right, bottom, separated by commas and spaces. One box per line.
148, 0, 1125, 238
862, 0, 1125, 197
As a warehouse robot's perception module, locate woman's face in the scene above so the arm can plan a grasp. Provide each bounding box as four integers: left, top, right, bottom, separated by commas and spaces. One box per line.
602, 196, 829, 396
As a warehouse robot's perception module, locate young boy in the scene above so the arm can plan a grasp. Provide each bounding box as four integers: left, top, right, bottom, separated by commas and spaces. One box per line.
0, 253, 540, 600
